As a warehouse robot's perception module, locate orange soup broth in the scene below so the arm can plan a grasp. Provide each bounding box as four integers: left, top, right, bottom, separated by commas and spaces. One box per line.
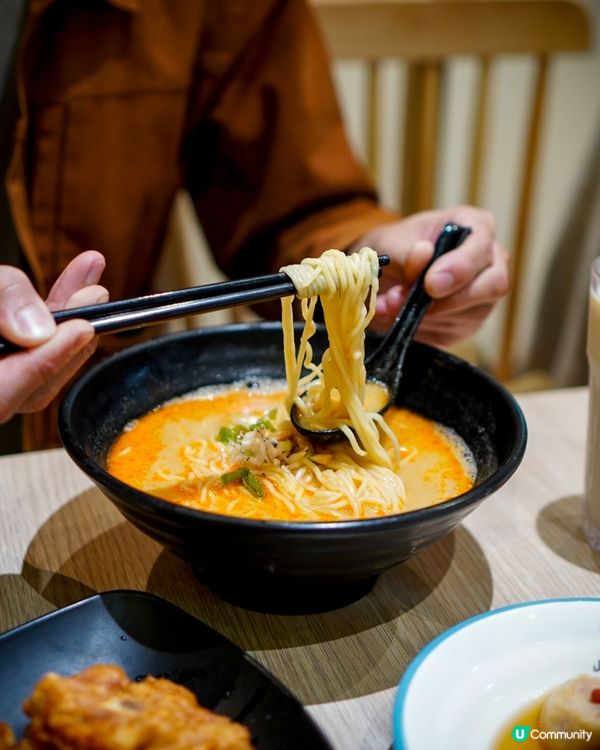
493, 699, 545, 749
108, 384, 475, 522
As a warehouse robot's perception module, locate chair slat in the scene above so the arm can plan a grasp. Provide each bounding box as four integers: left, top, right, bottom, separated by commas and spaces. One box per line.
497, 54, 550, 381
468, 57, 491, 206
314, 0, 590, 59
401, 61, 442, 214
366, 60, 379, 180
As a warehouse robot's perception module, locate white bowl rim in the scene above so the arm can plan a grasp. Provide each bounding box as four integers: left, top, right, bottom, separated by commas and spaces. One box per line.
393, 597, 600, 750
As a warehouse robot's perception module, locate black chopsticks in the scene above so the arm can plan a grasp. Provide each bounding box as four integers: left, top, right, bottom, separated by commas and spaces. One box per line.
0, 255, 390, 356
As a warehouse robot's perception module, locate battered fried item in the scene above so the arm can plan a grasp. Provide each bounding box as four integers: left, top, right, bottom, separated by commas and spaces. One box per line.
539, 674, 600, 749
0, 664, 253, 750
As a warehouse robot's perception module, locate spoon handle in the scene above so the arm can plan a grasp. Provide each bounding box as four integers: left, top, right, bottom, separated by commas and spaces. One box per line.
365, 223, 472, 398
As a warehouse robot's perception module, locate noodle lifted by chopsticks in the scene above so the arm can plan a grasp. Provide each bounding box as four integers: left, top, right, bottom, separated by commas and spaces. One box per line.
281, 247, 400, 467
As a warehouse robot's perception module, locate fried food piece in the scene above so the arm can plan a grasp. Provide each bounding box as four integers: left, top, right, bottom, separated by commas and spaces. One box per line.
539, 674, 600, 749
0, 723, 18, 750
0, 664, 253, 750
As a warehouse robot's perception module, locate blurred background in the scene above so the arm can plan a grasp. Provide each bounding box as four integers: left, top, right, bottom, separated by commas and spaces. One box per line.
156, 0, 600, 392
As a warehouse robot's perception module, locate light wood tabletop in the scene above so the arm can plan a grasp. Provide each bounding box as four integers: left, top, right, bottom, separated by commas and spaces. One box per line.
0, 386, 597, 750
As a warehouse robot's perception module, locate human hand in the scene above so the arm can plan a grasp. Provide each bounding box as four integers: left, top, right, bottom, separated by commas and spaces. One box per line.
355, 205, 509, 346
0, 251, 108, 423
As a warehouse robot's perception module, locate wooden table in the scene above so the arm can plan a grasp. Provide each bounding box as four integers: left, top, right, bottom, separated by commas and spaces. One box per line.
0, 387, 597, 750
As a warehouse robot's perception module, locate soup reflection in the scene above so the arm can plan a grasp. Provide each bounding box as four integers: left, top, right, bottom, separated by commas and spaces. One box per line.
107, 380, 475, 522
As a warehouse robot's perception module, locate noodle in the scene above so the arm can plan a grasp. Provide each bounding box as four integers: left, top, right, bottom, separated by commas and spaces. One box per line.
281, 247, 396, 467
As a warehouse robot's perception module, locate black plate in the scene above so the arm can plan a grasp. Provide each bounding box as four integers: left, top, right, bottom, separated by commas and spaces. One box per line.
0, 590, 333, 749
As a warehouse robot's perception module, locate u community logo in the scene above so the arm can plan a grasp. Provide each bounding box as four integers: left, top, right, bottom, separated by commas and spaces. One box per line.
512, 725, 594, 744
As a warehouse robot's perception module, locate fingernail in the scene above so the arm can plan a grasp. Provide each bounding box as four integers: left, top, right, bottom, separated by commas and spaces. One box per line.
430, 270, 454, 295
14, 304, 56, 340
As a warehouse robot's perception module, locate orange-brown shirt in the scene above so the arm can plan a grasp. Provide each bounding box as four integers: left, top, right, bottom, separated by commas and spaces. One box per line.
6, 0, 398, 449
8, 0, 396, 300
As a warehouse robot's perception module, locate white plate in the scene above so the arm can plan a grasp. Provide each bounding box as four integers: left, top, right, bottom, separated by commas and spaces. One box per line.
394, 599, 600, 750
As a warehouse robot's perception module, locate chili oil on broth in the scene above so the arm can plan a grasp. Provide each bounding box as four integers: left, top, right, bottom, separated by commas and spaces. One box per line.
107, 380, 476, 522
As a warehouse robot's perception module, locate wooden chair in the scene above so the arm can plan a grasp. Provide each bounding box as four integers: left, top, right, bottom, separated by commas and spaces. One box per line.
312, 0, 592, 381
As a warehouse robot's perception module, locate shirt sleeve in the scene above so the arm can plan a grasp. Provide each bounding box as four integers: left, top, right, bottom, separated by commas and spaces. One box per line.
184, 0, 398, 280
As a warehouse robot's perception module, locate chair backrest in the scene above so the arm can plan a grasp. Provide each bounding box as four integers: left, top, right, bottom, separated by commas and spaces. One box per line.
312, 0, 592, 381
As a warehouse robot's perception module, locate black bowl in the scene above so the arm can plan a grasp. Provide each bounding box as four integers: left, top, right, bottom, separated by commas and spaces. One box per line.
59, 323, 527, 613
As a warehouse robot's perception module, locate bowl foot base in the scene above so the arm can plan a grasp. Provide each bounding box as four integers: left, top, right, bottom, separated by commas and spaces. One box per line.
193, 569, 378, 614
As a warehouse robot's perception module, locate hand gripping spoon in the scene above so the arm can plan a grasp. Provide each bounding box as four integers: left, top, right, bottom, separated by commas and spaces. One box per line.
290, 223, 472, 444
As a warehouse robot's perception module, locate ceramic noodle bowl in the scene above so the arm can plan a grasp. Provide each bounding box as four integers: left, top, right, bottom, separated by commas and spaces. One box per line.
59, 323, 527, 613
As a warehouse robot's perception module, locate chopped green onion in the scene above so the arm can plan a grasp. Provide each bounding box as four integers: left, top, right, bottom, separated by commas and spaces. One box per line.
217, 425, 245, 444
241, 470, 264, 498
249, 416, 275, 432
220, 467, 264, 498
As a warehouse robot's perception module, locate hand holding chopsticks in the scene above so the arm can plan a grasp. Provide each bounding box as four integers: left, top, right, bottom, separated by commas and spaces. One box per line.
0, 256, 390, 357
